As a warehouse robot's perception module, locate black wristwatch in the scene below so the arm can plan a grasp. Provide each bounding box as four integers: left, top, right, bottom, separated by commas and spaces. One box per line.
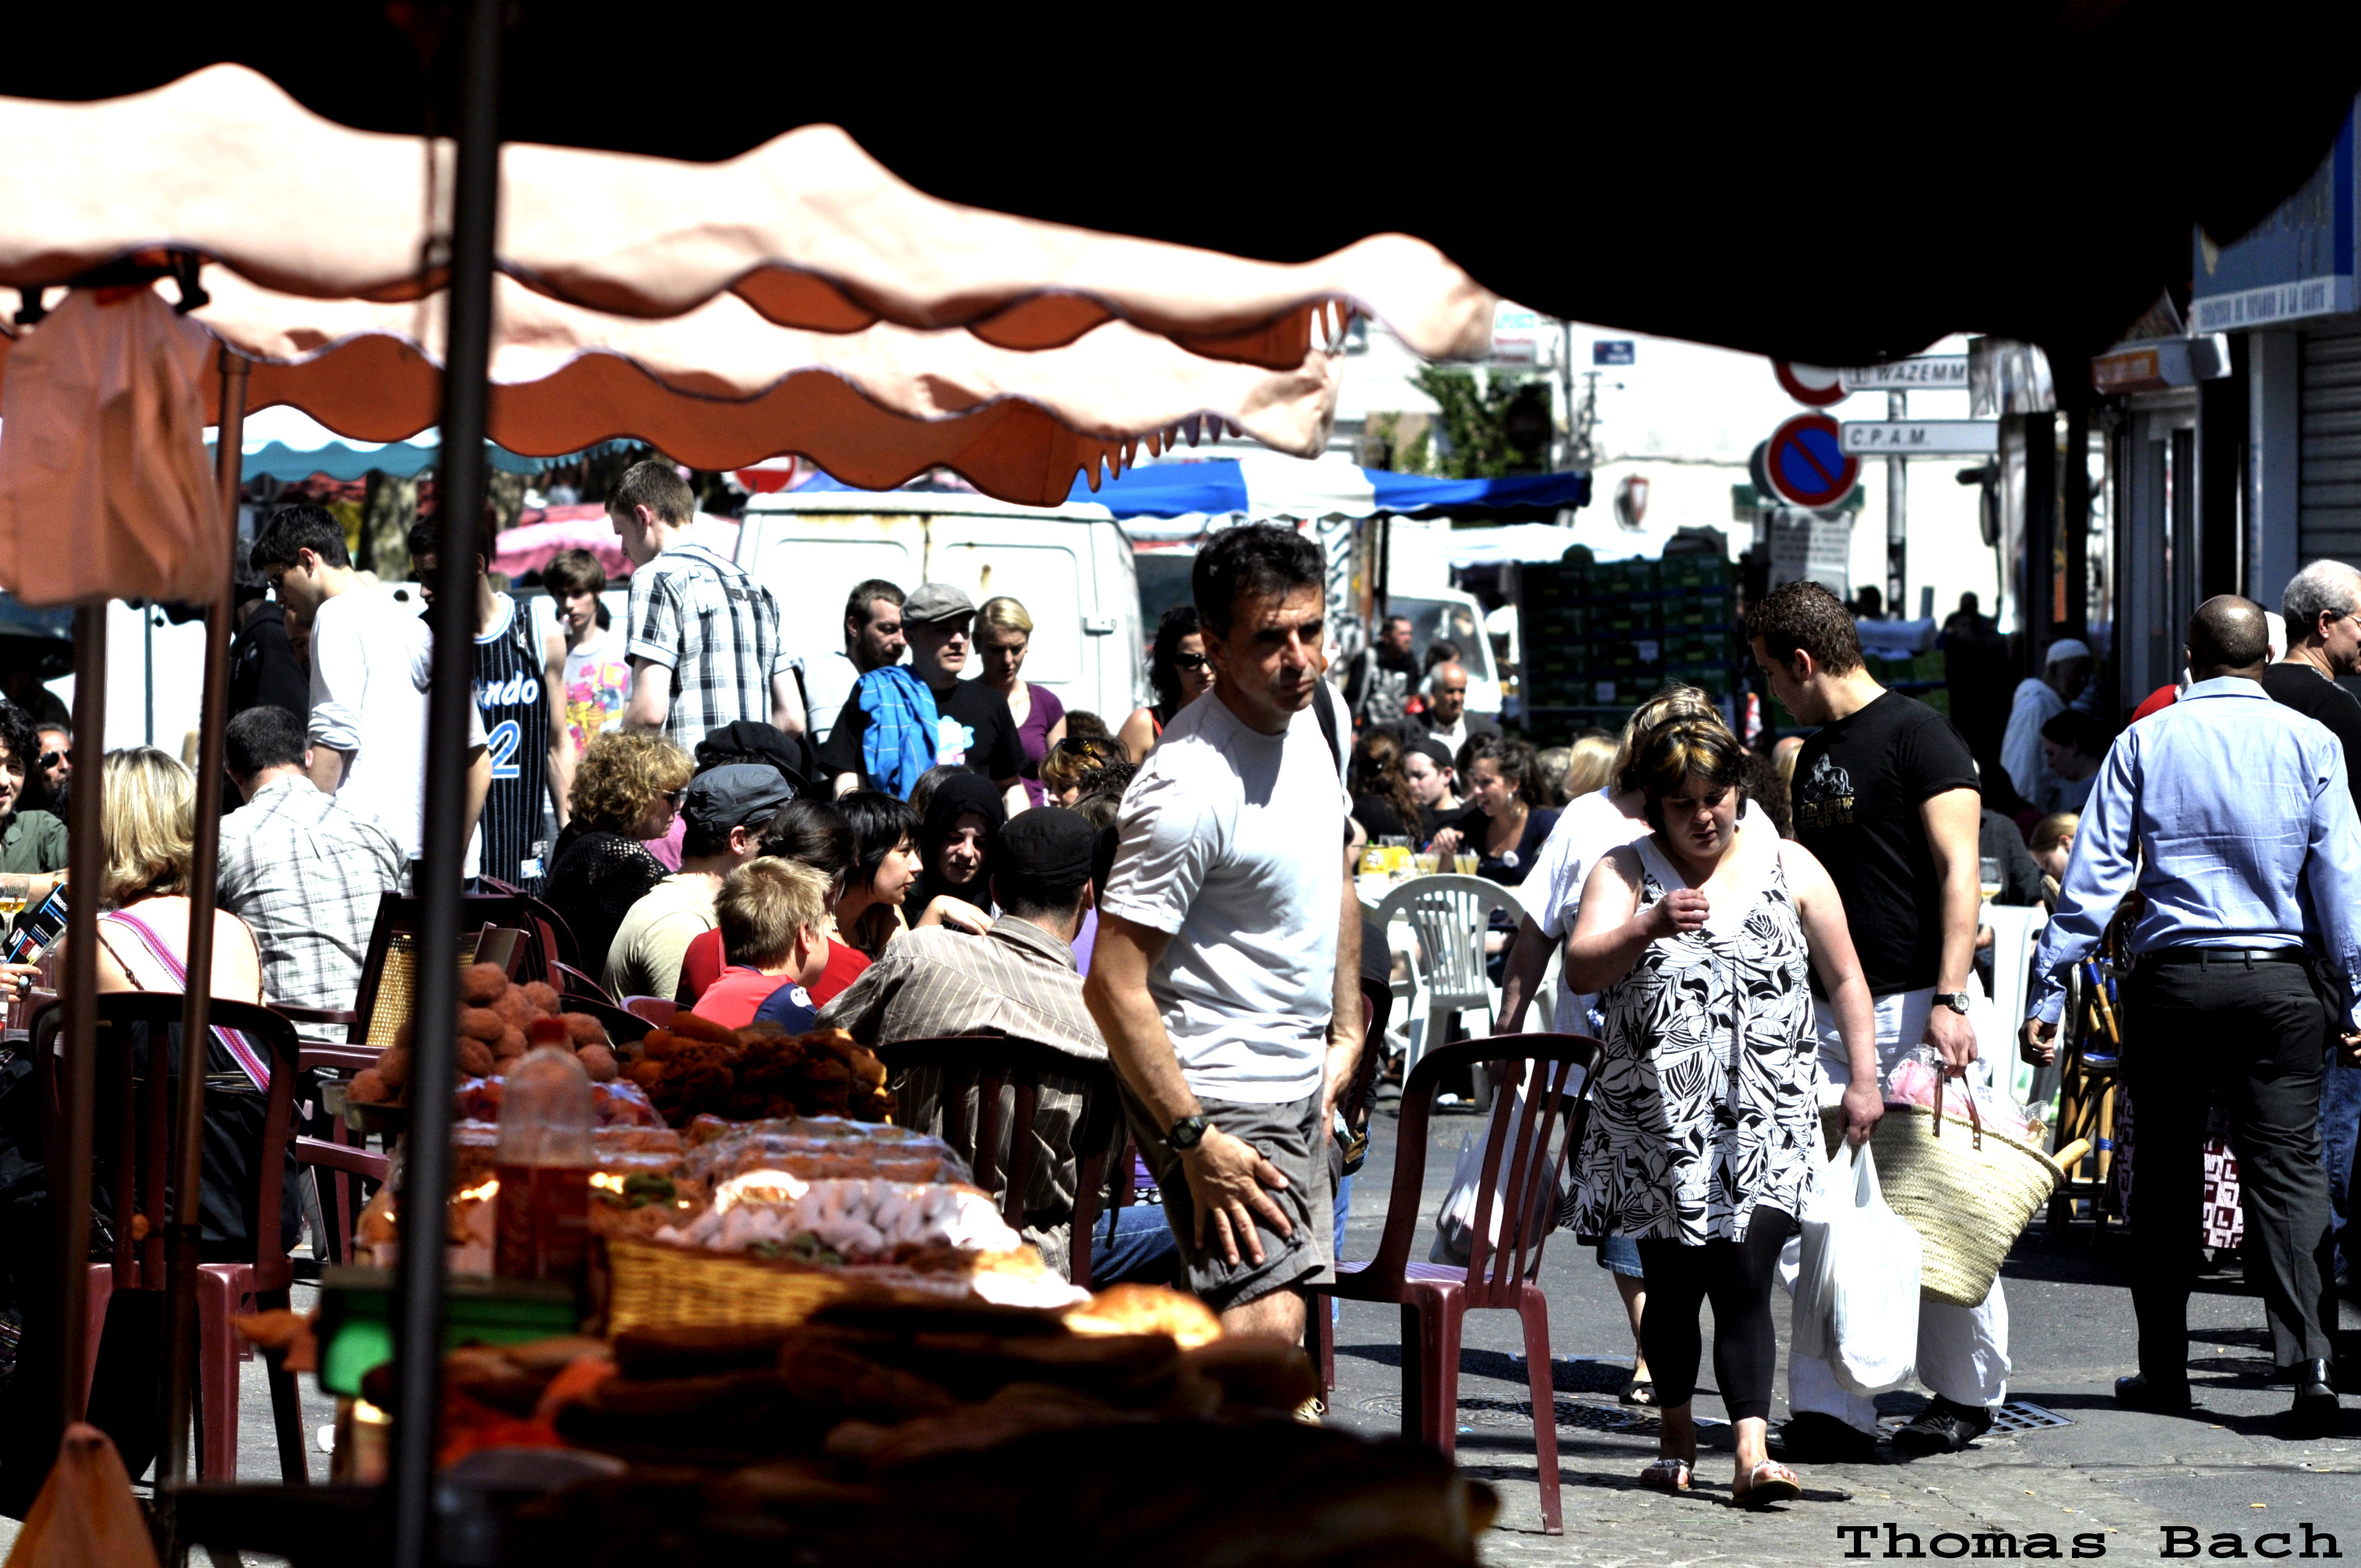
1168, 1114, 1209, 1151
1933, 992, 1972, 1015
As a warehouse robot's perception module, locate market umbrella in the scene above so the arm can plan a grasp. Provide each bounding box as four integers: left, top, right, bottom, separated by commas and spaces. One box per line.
0, 35, 1502, 1563
1, 8, 2353, 366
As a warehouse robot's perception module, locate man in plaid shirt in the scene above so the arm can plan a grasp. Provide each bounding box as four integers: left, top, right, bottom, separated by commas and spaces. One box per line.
607, 460, 806, 750
217, 705, 405, 1027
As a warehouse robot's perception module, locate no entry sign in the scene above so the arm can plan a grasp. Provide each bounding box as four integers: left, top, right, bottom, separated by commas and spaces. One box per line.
1765, 413, 1859, 509
1772, 361, 1847, 407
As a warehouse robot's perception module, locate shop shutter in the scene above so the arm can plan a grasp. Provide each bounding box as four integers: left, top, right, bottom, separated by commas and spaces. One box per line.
2300, 321, 2361, 563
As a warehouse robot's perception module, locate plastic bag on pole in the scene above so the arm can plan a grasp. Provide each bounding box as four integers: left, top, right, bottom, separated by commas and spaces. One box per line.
1822, 1140, 1922, 1396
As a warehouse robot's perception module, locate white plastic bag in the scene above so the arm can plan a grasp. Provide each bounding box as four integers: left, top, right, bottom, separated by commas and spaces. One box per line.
1428, 1095, 1565, 1266
1800, 1140, 1922, 1395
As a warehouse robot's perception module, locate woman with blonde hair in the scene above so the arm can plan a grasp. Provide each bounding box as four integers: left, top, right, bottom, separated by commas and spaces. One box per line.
976, 595, 1068, 806
543, 730, 693, 971
1563, 732, 1619, 801
78, 745, 266, 1003
2029, 811, 2077, 907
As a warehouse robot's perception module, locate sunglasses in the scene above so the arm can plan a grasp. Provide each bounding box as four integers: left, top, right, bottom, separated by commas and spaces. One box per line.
1171, 651, 1211, 672
36, 752, 61, 770
661, 788, 687, 808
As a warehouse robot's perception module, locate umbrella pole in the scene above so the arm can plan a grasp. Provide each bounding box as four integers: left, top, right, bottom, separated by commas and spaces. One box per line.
390, 1, 502, 1562
55, 604, 106, 1429
159, 349, 249, 1501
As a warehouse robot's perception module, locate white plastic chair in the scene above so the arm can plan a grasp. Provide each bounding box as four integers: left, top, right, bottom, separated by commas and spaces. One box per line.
1374, 875, 1528, 1079
1981, 901, 2049, 1104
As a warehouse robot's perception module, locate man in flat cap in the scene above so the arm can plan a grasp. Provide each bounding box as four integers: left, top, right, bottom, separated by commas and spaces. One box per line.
815, 807, 1168, 1280
818, 581, 1027, 814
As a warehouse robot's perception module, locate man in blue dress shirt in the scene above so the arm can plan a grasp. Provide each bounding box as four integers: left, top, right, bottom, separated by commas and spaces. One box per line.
2026, 596, 2361, 1435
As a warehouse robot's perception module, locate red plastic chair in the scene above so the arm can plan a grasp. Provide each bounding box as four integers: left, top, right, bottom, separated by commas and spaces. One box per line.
35, 992, 313, 1483
1305, 1031, 1596, 1536
621, 995, 678, 1028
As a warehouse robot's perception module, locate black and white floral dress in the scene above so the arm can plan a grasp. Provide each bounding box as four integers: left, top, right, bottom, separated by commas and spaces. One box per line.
1569, 835, 1819, 1246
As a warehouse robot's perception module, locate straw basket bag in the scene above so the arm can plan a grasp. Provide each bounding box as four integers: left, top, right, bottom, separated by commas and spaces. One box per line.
1827, 1080, 2088, 1309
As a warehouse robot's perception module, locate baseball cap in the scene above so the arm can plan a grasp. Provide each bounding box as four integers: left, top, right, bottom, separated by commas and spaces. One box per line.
993, 807, 1096, 884
901, 582, 976, 625
680, 764, 798, 840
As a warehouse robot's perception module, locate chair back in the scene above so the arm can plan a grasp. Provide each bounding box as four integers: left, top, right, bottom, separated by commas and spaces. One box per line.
351, 892, 552, 1048
1374, 874, 1526, 1008
32, 993, 307, 1295
1363, 1032, 1596, 1308
474, 877, 584, 972
871, 1035, 1125, 1287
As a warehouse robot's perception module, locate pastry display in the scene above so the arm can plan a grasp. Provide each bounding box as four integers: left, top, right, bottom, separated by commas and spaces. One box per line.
624, 1017, 894, 1125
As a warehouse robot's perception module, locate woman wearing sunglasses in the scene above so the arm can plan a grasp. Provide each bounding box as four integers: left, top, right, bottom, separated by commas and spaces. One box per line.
542, 730, 692, 976
1118, 604, 1216, 763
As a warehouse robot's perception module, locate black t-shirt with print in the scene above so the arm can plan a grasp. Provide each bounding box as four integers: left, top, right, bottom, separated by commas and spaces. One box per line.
818, 676, 1025, 788
1791, 690, 1979, 996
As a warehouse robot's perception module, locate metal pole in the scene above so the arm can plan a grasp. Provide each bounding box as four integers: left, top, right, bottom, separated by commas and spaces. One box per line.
391, 0, 501, 1561
56, 604, 107, 1428
160, 350, 248, 1497
2061, 400, 2090, 644
1886, 389, 1907, 617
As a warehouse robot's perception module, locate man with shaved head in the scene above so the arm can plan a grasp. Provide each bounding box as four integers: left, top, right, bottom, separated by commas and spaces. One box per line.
2027, 594, 2361, 1436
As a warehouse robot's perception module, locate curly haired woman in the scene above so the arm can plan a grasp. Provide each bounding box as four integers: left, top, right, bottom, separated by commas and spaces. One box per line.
543, 730, 693, 972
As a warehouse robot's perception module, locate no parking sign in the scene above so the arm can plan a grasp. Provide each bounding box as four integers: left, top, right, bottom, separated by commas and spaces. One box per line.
1763, 413, 1859, 510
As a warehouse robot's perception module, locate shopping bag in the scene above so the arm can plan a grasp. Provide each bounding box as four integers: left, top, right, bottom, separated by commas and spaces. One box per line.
3, 1422, 161, 1568
1791, 1151, 1842, 1362
1428, 1095, 1564, 1267
1819, 1141, 1922, 1396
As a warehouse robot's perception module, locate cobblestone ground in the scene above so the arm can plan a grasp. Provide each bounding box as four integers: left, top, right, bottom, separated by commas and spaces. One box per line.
1324, 1097, 2361, 1568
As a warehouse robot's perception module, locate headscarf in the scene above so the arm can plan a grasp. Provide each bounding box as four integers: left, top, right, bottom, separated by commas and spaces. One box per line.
915, 771, 1006, 912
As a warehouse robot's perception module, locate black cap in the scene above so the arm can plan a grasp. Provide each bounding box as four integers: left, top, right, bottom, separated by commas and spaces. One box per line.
681, 764, 798, 840
993, 806, 1097, 885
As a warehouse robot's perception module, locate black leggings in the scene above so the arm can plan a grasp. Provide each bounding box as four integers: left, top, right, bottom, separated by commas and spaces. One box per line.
1634, 1208, 1795, 1424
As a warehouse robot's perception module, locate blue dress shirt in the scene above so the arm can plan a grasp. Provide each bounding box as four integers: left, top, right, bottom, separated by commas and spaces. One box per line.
2028, 677, 2361, 1030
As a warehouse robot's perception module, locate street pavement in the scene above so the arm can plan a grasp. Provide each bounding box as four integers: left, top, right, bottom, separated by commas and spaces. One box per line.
1323, 1094, 2361, 1567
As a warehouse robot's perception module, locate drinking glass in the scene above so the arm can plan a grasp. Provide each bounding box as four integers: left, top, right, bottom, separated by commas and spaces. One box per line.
1455, 851, 1479, 876
1978, 855, 2003, 903
1414, 852, 1439, 875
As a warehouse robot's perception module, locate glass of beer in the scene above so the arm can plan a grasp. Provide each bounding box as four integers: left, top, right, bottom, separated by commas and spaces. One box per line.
1455, 851, 1479, 876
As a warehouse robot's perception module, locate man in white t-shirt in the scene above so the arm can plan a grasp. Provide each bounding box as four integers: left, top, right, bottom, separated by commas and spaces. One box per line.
1085, 524, 1361, 1343
802, 579, 907, 743
251, 505, 489, 875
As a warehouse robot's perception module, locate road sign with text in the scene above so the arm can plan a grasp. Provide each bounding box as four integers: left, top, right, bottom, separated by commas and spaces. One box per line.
1838, 420, 1999, 455
1838, 356, 1968, 391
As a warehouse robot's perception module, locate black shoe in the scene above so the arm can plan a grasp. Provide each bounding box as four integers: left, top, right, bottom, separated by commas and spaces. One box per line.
1891, 1397, 1994, 1456
1765, 1412, 1878, 1463
2290, 1360, 2339, 1437
2114, 1373, 2193, 1413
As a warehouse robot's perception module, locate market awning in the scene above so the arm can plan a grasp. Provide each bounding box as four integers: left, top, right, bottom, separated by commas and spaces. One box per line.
1059, 454, 1590, 529
5, 14, 2351, 366
209, 407, 543, 482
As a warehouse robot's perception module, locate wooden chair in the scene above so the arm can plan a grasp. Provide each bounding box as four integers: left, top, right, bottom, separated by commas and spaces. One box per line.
1305, 1032, 1597, 1537
871, 1036, 1126, 1287
32, 992, 314, 1483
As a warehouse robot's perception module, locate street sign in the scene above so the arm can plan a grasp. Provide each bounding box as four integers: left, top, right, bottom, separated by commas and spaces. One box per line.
1838, 420, 1999, 455
1773, 361, 1847, 407
1839, 356, 1968, 391
1593, 339, 1635, 366
1764, 413, 1860, 508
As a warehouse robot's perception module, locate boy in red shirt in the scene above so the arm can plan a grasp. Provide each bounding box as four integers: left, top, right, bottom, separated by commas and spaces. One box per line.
692, 858, 832, 1029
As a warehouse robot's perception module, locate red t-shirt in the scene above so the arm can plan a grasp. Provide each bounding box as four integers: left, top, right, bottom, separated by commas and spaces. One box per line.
676, 928, 869, 1006
695, 966, 792, 1030
2130, 684, 2178, 722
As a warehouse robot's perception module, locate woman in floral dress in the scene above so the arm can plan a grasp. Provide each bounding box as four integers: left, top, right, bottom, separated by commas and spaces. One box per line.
1568, 717, 1882, 1506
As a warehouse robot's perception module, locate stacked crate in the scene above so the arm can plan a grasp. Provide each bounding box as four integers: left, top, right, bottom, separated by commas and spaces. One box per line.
1518, 552, 1739, 741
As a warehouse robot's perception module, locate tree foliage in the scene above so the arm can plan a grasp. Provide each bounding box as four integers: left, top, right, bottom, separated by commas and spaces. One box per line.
1408, 367, 1552, 478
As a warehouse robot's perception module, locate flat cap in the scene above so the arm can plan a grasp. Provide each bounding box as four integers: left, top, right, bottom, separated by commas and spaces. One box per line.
681, 763, 798, 839
901, 582, 976, 625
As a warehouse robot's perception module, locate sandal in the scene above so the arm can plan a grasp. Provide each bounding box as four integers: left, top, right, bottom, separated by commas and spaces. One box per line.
1733, 1460, 1803, 1509
1620, 1377, 1658, 1407
1638, 1456, 1693, 1493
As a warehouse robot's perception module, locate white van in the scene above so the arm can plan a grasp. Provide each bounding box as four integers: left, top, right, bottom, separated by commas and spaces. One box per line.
733, 490, 1145, 729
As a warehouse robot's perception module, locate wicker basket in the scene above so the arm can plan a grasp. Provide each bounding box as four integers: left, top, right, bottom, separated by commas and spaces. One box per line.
602, 1237, 857, 1336
1835, 1092, 2069, 1308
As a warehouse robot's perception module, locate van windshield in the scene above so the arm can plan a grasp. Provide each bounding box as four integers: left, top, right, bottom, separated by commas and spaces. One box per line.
1388, 596, 1494, 688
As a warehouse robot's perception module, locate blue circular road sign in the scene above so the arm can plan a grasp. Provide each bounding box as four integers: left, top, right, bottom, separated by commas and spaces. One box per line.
1765, 413, 1859, 509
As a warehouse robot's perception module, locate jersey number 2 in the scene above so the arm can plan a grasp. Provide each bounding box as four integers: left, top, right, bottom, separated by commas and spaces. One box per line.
486, 720, 522, 781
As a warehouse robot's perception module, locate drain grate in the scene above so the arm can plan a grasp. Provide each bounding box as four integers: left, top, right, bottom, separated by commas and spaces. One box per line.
1877, 1400, 2074, 1436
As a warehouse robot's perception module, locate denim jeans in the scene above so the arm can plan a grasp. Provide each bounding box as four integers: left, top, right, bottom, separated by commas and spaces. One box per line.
2321, 1050, 2361, 1282
1090, 1203, 1183, 1286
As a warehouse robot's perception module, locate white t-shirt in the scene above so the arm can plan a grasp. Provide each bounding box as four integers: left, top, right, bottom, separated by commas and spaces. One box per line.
801, 649, 861, 744
1101, 692, 1350, 1104
307, 584, 484, 872
1526, 786, 1774, 1034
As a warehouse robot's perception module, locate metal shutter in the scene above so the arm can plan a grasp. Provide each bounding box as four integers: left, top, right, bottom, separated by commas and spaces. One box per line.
2301, 321, 2361, 563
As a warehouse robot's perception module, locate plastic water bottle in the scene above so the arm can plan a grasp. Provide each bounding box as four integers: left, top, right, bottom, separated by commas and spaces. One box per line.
494, 1020, 595, 1284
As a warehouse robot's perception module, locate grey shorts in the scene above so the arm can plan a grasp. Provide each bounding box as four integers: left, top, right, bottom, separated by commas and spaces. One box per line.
1128, 1088, 1332, 1312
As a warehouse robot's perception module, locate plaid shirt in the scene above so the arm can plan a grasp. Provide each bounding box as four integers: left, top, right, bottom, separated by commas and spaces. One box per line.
624, 542, 795, 752
217, 776, 406, 1017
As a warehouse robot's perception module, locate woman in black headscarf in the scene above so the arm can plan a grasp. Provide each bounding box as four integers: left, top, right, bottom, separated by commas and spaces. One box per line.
912, 772, 1005, 934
